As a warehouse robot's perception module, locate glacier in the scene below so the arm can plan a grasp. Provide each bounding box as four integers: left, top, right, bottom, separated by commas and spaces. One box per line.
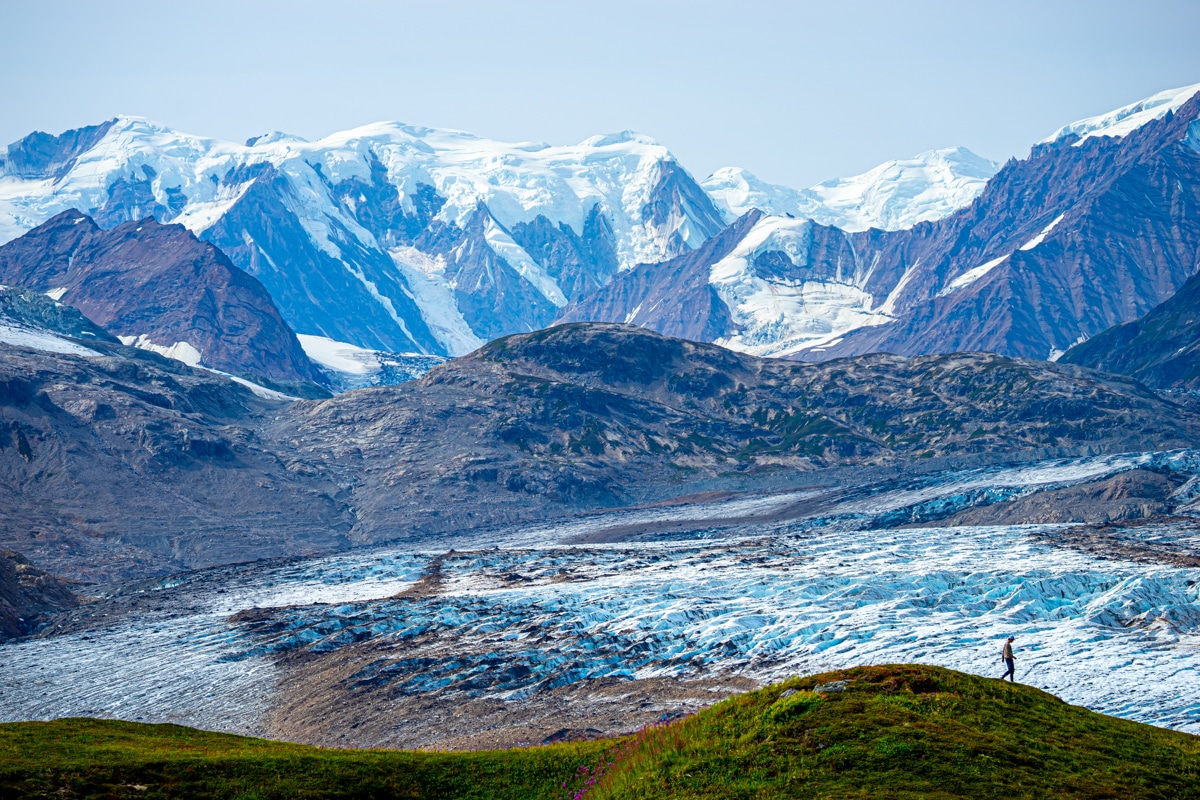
2, 452, 1198, 746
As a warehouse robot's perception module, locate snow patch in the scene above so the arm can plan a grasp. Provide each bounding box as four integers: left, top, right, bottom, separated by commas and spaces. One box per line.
118, 334, 202, 367
44, 287, 68, 301
298, 334, 381, 375
297, 332, 447, 392
1019, 214, 1066, 251
939, 254, 1009, 297
0, 322, 102, 357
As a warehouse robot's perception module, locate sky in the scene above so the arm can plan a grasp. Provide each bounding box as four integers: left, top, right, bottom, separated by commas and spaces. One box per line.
2, 0, 1199, 188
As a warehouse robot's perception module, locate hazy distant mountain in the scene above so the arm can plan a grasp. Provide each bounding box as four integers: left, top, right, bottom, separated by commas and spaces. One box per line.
2, 84, 1197, 366
0, 122, 729, 356
0, 119, 1014, 363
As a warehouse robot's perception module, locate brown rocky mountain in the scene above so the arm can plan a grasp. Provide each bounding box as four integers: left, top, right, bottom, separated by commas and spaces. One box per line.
558, 92, 1200, 362
817, 90, 1200, 361
0, 210, 325, 385
4, 322, 1198, 584
1059, 264, 1200, 390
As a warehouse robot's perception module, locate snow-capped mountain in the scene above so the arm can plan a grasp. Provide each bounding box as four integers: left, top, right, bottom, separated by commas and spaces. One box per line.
0, 119, 726, 356
564, 84, 1200, 361
702, 146, 1000, 231
1041, 82, 1200, 146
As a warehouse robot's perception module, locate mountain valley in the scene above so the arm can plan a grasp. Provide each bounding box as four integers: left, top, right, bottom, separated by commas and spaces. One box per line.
2, 79, 1200, 769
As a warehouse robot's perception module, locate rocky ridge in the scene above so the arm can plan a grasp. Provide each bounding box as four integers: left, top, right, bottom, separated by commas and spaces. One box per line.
0, 210, 324, 385
0, 549, 79, 641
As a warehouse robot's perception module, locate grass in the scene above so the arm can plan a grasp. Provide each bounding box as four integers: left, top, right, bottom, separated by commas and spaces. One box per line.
3, 665, 1198, 799
0, 719, 606, 800
586, 665, 1200, 799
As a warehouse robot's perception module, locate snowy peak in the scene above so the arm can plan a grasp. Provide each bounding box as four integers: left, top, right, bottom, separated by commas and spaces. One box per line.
0, 117, 724, 358
703, 147, 1000, 232
1041, 83, 1200, 146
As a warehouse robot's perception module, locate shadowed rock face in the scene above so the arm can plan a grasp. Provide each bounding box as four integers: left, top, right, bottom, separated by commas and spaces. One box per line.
0, 550, 79, 641
1059, 267, 1200, 390
558, 211, 760, 341
3, 120, 116, 180
0, 210, 324, 384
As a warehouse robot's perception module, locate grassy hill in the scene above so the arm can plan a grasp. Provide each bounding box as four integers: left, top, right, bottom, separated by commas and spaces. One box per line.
2, 665, 1197, 799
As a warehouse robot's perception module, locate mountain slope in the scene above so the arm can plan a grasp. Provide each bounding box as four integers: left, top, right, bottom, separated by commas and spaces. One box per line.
8, 322, 1200, 582
1059, 266, 1200, 389
0, 343, 352, 583
816, 86, 1200, 361
0, 210, 323, 384
586, 665, 1200, 799
269, 323, 1200, 545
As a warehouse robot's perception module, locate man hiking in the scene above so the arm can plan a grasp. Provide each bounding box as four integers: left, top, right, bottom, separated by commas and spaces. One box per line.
1000, 636, 1016, 682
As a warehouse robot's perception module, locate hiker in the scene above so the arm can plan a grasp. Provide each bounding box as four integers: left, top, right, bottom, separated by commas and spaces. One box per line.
1000, 636, 1016, 682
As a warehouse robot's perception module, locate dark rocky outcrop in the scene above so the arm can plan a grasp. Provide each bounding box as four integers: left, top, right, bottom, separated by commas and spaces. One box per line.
1059, 266, 1200, 389
0, 285, 118, 342
911, 469, 1187, 527
0, 210, 325, 384
0, 550, 80, 640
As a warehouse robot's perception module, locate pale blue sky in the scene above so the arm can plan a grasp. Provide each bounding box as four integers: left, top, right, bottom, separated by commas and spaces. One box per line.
3, 0, 1198, 188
